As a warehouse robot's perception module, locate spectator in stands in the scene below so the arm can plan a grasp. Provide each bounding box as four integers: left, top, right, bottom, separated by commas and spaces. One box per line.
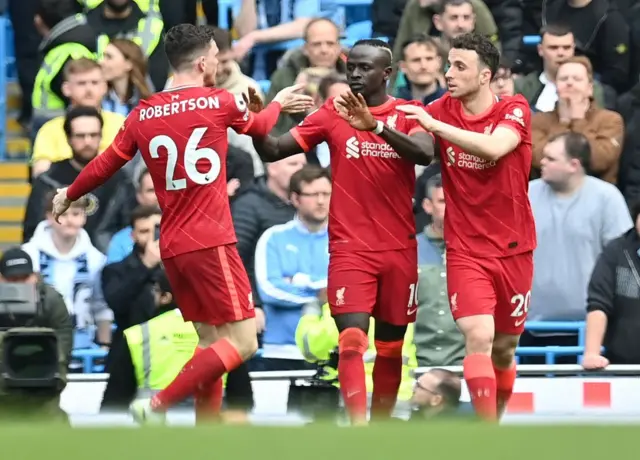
391, 0, 498, 89
86, 0, 167, 91
0, 247, 73, 422
100, 38, 152, 116
531, 57, 624, 184
103, 168, 157, 264
415, 174, 464, 368
31, 58, 126, 178
101, 205, 162, 363
233, 0, 342, 64
543, 0, 630, 93
583, 200, 640, 369
490, 58, 515, 98
267, 18, 346, 136
32, 0, 97, 136
615, 80, 640, 204
524, 132, 632, 363
394, 34, 445, 104
23, 106, 134, 250
213, 28, 264, 100
514, 24, 608, 112
410, 369, 462, 420
232, 154, 307, 317
254, 165, 331, 372
22, 192, 112, 347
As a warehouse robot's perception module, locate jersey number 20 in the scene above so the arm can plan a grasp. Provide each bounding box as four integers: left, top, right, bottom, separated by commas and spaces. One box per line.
149, 127, 221, 190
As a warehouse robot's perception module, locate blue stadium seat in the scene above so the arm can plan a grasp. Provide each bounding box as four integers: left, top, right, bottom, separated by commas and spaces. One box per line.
72, 348, 108, 373
516, 321, 587, 364
523, 35, 541, 46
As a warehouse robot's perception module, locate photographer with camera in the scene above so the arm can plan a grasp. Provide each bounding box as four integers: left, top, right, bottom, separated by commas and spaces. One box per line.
0, 248, 73, 422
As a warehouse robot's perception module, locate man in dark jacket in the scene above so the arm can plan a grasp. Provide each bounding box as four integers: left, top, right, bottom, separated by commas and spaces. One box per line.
0, 247, 73, 422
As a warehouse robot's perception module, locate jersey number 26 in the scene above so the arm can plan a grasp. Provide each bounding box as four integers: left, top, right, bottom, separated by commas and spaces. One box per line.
149, 127, 221, 191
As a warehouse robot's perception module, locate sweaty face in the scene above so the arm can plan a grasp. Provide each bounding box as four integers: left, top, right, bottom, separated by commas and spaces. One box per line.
555, 62, 592, 100
445, 48, 488, 99
346, 46, 390, 96
136, 173, 158, 207
540, 139, 576, 187
304, 20, 341, 69
63, 69, 108, 108
538, 33, 575, 75
215, 49, 235, 86
201, 41, 219, 87
294, 178, 332, 225
47, 207, 86, 239
68, 116, 102, 164
401, 42, 442, 87
435, 4, 475, 40
100, 44, 132, 82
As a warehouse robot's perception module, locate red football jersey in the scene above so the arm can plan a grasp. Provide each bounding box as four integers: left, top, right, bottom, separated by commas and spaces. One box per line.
290, 97, 424, 253
110, 85, 255, 258
425, 93, 536, 257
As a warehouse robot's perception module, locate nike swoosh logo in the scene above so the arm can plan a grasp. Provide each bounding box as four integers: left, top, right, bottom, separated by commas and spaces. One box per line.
514, 318, 526, 327
407, 308, 417, 315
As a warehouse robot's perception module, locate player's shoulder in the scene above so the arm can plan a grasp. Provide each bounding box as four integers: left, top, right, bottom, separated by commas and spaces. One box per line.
423, 93, 452, 114
497, 94, 529, 110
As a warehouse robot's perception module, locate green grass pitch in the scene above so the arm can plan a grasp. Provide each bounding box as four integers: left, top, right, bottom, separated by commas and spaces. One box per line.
0, 422, 636, 460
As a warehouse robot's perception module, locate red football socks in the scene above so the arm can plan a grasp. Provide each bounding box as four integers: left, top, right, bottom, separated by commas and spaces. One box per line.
494, 363, 516, 418
151, 338, 242, 412
192, 347, 224, 424
338, 328, 369, 424
371, 339, 403, 420
463, 354, 497, 421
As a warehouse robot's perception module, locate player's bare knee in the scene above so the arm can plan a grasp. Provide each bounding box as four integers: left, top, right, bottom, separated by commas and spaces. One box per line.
492, 333, 519, 368
195, 323, 218, 347
217, 318, 259, 360
457, 316, 494, 355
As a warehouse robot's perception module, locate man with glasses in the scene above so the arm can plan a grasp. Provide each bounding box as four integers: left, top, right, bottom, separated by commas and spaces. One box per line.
254, 165, 331, 372
410, 368, 465, 420
23, 106, 133, 250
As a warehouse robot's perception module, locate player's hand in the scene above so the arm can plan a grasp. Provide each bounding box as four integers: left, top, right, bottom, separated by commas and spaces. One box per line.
242, 87, 264, 113
52, 187, 72, 223
335, 91, 377, 131
272, 83, 315, 113
582, 353, 609, 370
397, 104, 436, 131
141, 239, 161, 269
255, 307, 266, 333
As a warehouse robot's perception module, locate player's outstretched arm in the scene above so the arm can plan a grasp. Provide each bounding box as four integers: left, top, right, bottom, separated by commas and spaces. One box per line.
252, 133, 305, 162
397, 104, 521, 162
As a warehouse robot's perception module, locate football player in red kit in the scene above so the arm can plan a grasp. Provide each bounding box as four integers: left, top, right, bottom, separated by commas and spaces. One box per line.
50, 24, 313, 424
395, 32, 536, 422
251, 39, 432, 425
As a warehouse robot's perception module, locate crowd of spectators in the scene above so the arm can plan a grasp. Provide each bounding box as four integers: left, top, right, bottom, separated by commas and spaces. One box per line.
2, 0, 640, 407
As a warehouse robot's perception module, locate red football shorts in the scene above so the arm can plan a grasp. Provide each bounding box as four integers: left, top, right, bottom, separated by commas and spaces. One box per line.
327, 248, 418, 326
446, 250, 533, 335
162, 244, 255, 326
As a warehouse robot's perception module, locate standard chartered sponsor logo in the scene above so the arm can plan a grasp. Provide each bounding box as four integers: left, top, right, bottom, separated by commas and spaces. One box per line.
447, 146, 496, 170
344, 136, 400, 160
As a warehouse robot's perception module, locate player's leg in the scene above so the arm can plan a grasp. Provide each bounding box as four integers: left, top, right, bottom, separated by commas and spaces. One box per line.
328, 252, 377, 426
370, 248, 417, 421
148, 246, 257, 416
192, 323, 224, 423
492, 252, 534, 419
447, 251, 499, 421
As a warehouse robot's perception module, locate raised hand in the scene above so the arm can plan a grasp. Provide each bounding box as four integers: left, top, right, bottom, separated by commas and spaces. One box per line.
52, 187, 72, 223
242, 87, 264, 113
335, 91, 377, 131
396, 104, 436, 131
272, 83, 315, 114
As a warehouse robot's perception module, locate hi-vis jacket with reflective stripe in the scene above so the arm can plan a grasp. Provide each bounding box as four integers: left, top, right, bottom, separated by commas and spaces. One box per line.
94, 15, 163, 58
124, 309, 199, 398
295, 303, 417, 401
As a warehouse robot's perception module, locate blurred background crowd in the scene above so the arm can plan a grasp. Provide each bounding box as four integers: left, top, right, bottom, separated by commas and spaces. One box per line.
1, 0, 640, 414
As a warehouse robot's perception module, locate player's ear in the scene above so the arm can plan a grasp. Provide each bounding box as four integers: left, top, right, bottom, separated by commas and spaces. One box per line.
383, 66, 392, 82
480, 68, 492, 86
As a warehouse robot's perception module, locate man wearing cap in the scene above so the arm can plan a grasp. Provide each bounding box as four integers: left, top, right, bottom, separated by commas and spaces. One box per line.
0, 247, 73, 422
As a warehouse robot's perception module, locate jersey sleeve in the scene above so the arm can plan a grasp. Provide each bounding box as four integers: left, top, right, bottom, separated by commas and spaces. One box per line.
496, 95, 531, 144
110, 109, 139, 161
289, 101, 333, 152
222, 90, 255, 135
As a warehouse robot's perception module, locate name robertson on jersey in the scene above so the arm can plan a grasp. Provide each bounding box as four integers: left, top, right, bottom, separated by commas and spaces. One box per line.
139, 96, 220, 121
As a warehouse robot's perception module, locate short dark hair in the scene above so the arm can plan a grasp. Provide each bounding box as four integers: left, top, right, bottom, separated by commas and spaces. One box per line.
426, 173, 443, 199
303, 18, 340, 42
63, 106, 103, 137
549, 132, 591, 170
43, 189, 88, 213
318, 72, 348, 100
434, 0, 473, 15
401, 34, 441, 61
212, 27, 232, 53
37, 0, 82, 29
352, 38, 393, 64
430, 369, 461, 410
450, 32, 500, 79
540, 23, 573, 39
289, 165, 332, 196
130, 205, 162, 228
164, 24, 216, 72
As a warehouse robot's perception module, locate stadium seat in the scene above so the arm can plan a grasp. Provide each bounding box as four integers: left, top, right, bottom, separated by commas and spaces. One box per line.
72, 348, 108, 373
516, 321, 587, 364
523, 35, 541, 46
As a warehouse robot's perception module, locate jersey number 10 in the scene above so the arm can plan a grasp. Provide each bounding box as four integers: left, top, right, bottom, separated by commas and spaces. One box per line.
149, 127, 221, 191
